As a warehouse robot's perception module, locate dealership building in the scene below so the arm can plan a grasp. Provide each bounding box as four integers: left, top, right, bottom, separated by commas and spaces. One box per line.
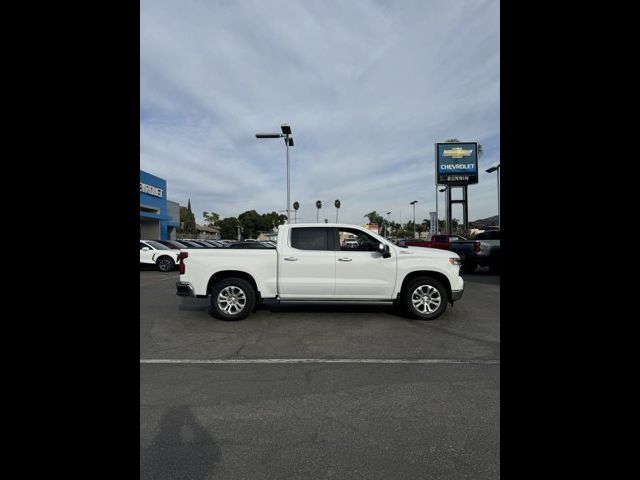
140, 170, 180, 240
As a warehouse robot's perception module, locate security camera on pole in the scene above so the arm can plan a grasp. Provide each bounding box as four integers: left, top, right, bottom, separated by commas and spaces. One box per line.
334, 199, 341, 223
316, 200, 322, 223
293, 201, 300, 224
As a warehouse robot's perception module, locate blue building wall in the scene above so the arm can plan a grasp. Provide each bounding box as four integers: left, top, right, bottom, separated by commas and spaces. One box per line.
140, 170, 180, 240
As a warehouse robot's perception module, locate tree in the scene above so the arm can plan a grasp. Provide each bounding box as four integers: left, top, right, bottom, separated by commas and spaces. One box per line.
202, 211, 219, 226
261, 211, 287, 230
364, 211, 384, 227
179, 200, 196, 234
237, 210, 287, 238
217, 217, 240, 240
238, 210, 262, 239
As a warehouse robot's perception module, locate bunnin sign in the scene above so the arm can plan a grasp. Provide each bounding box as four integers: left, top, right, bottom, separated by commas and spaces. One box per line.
435, 142, 479, 186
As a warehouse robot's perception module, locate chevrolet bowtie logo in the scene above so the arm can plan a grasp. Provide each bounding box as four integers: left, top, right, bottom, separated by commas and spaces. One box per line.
443, 147, 473, 158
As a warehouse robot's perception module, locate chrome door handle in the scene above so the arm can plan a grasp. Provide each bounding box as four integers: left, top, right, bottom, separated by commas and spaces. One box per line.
338, 257, 352, 262
284, 257, 298, 261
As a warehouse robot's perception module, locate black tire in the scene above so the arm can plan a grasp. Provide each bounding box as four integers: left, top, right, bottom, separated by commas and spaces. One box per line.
208, 277, 256, 321
461, 260, 477, 273
156, 256, 175, 272
402, 276, 449, 320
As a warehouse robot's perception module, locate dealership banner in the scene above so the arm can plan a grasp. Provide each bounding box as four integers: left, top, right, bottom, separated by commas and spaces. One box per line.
435, 142, 479, 186
429, 211, 437, 235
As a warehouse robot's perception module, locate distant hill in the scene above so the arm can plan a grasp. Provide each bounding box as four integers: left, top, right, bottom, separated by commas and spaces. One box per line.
469, 215, 499, 229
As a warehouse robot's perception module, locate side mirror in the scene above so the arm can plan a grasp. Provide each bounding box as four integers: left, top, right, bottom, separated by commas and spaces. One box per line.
378, 243, 391, 258
141, 247, 150, 252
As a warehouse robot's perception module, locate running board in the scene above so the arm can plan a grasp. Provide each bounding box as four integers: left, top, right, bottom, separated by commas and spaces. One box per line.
262, 298, 395, 305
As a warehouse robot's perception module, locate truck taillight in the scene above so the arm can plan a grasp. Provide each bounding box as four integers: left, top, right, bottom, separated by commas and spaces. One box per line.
177, 251, 188, 275
474, 241, 481, 252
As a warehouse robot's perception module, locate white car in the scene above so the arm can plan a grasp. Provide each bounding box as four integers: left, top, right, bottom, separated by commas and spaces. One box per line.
139, 240, 180, 272
175, 223, 464, 321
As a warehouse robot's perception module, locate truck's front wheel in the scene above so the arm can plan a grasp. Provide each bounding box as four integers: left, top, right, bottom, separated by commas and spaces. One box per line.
209, 277, 256, 321
402, 277, 449, 320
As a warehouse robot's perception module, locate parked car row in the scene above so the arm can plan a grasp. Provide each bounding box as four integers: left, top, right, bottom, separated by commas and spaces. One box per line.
140, 238, 276, 271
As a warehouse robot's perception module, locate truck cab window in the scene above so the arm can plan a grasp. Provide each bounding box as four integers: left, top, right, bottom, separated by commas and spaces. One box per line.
290, 227, 331, 250
338, 228, 379, 252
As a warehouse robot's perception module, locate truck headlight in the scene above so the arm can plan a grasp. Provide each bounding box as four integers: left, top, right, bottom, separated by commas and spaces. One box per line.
448, 257, 461, 266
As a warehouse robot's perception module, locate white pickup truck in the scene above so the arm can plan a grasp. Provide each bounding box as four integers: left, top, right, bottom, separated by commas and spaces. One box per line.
176, 223, 464, 321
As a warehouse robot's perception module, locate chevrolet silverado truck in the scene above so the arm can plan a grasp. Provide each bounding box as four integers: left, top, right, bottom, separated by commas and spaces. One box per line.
176, 223, 464, 321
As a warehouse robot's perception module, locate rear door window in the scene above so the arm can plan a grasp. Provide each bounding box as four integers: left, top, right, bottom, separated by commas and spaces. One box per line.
290, 227, 331, 250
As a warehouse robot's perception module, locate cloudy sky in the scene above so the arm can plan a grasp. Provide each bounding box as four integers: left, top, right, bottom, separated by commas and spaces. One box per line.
140, 0, 499, 227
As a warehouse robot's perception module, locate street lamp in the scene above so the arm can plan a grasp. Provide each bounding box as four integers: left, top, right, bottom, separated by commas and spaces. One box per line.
486, 164, 500, 230
256, 124, 294, 223
410, 200, 418, 239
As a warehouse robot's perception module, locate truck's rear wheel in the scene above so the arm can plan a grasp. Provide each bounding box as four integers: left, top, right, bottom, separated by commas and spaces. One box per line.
209, 277, 255, 321
402, 277, 448, 320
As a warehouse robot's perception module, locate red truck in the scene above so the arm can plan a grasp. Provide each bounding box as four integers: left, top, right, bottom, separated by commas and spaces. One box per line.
397, 235, 481, 272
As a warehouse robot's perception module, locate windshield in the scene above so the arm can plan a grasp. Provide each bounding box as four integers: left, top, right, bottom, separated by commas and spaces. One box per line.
170, 240, 190, 248
144, 240, 170, 250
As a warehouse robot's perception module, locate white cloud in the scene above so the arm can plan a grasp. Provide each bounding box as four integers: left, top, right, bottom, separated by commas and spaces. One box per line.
141, 0, 500, 226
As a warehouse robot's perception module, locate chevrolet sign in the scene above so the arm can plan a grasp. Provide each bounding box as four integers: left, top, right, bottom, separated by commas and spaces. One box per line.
435, 142, 479, 186
442, 147, 474, 158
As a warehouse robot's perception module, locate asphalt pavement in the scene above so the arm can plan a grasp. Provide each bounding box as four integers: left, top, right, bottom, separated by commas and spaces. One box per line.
140, 268, 500, 479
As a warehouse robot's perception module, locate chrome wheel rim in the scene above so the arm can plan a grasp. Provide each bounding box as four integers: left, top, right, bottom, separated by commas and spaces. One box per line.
158, 258, 171, 271
411, 285, 441, 314
217, 286, 247, 315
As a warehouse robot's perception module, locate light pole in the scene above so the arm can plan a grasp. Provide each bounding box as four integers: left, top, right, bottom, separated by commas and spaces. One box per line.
256, 124, 294, 223
486, 164, 500, 230
410, 200, 418, 239
438, 188, 447, 234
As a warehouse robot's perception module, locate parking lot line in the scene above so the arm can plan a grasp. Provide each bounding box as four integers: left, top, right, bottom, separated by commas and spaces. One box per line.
140, 358, 499, 365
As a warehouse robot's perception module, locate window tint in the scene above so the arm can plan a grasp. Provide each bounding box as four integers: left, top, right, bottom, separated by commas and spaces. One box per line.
170, 240, 190, 248
290, 227, 330, 250
338, 228, 380, 252
140, 242, 148, 250
179, 240, 202, 248
144, 240, 169, 250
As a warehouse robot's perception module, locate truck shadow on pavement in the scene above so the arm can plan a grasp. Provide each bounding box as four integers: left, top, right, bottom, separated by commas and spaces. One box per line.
461, 270, 500, 286
258, 302, 403, 317
140, 405, 222, 480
